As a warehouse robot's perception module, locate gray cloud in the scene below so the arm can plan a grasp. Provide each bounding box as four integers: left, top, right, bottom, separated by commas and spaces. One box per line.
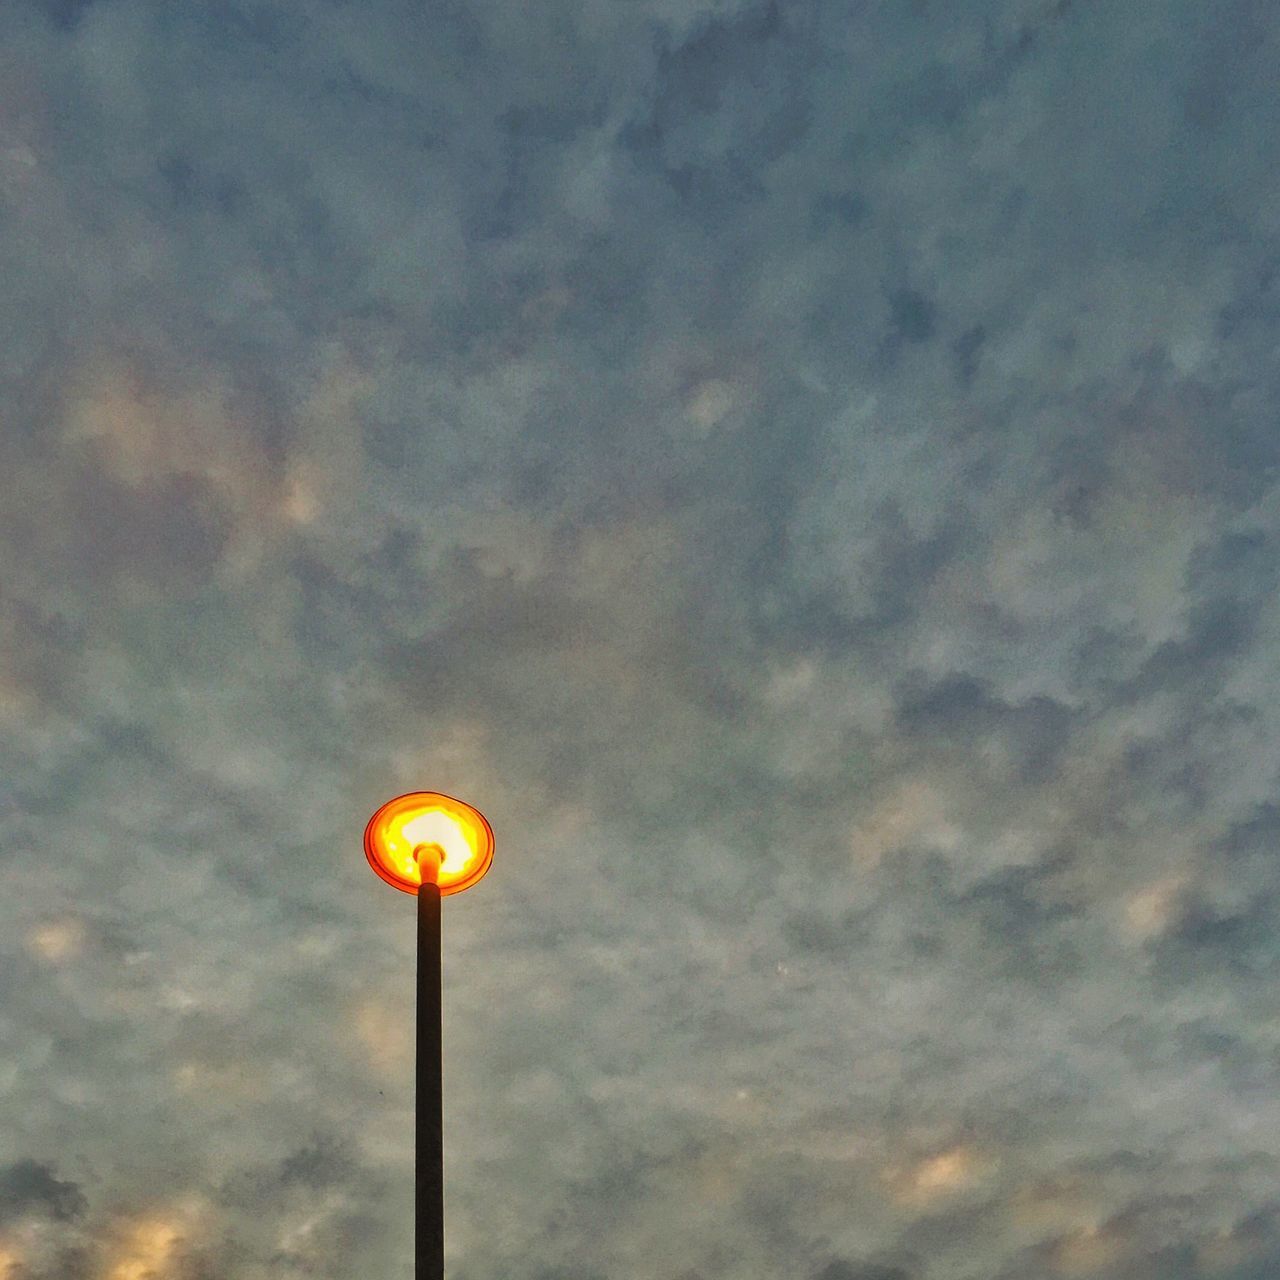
0, 1160, 86, 1227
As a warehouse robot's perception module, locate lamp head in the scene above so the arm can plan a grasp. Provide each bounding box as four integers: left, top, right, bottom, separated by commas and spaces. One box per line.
364, 792, 494, 896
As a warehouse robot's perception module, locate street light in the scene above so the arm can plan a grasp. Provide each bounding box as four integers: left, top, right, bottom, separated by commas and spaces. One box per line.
365, 790, 495, 1280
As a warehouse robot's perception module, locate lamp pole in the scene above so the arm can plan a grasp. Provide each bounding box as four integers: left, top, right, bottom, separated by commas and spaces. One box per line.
363, 792, 495, 1280
416, 846, 444, 1280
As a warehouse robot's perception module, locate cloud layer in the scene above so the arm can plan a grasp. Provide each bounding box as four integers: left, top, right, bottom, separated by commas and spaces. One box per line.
2, 1, 1280, 1277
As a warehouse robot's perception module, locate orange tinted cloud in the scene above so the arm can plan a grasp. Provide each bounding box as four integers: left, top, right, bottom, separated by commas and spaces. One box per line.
1124, 873, 1189, 940
354, 998, 412, 1074
851, 778, 960, 868
105, 1211, 194, 1280
884, 1144, 989, 1204
26, 917, 86, 962
1048, 1222, 1125, 1276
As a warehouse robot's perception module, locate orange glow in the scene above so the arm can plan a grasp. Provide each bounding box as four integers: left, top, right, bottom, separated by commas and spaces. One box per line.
912, 1148, 974, 1193
354, 997, 412, 1072
108, 1217, 185, 1280
26, 917, 86, 962
364, 791, 494, 896
1051, 1223, 1123, 1275
883, 1145, 987, 1205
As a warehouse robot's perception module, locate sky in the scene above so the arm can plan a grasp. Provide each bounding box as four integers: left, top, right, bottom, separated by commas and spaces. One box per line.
1, 0, 1279, 1277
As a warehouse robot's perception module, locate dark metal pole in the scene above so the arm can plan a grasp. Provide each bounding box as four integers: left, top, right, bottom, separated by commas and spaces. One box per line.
416, 876, 443, 1280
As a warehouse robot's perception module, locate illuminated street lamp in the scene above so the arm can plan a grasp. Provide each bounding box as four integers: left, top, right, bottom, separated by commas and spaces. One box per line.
365, 791, 495, 1280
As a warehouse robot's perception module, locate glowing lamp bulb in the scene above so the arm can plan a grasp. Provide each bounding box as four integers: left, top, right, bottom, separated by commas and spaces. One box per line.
364, 791, 494, 896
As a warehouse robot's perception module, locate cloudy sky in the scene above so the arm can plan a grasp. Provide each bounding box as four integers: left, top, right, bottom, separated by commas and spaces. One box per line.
2, 0, 1279, 1277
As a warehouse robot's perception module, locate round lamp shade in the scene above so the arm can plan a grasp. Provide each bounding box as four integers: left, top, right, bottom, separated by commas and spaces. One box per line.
364, 791, 494, 896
